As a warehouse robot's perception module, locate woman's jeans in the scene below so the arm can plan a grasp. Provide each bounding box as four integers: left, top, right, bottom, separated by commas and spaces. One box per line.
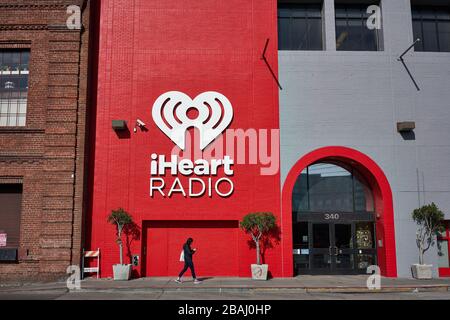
179, 259, 196, 279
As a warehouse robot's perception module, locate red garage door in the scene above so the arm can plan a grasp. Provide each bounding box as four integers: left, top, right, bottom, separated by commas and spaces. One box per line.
143, 220, 239, 277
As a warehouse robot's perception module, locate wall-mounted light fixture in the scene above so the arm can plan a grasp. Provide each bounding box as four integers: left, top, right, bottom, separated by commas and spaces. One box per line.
397, 121, 416, 133
112, 120, 128, 131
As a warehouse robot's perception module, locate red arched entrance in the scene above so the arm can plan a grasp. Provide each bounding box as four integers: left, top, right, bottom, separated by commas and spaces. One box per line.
281, 147, 397, 277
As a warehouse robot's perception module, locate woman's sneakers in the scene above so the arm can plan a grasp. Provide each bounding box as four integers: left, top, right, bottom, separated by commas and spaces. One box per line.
174, 277, 183, 283
175, 277, 202, 284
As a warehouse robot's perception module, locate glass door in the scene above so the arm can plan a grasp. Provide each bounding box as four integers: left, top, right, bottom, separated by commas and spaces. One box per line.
294, 220, 377, 275
332, 223, 354, 273
309, 223, 354, 274
355, 222, 377, 273
310, 223, 332, 273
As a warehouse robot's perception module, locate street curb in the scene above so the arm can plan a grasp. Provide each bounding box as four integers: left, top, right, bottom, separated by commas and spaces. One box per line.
75, 285, 449, 294
2, 285, 447, 295
303, 285, 449, 293
0, 286, 68, 293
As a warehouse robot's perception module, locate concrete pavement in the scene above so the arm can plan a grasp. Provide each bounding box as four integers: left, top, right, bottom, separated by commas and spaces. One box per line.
1, 275, 450, 299
0, 288, 450, 300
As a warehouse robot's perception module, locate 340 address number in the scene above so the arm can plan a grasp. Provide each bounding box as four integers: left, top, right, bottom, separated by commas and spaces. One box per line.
324, 213, 340, 220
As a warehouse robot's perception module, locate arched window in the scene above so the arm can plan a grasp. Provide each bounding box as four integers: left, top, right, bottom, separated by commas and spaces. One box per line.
292, 162, 374, 213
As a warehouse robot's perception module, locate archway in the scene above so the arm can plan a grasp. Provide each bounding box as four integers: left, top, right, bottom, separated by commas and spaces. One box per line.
281, 147, 397, 277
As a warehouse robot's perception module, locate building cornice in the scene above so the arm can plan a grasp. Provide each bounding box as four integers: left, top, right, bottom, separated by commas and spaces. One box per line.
0, 155, 43, 164
0, 4, 65, 10
0, 24, 83, 32
0, 2, 82, 10
0, 128, 45, 134
0, 24, 48, 31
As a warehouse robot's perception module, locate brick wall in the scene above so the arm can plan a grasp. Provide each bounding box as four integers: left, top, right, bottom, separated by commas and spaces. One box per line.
0, 0, 92, 281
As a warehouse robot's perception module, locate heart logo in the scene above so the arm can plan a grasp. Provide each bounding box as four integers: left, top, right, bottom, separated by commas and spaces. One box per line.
152, 91, 233, 150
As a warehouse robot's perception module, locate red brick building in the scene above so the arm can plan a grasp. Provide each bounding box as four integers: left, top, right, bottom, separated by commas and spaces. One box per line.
0, 0, 93, 280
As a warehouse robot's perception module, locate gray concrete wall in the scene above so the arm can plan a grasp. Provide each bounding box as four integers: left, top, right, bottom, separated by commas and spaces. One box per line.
279, 0, 450, 277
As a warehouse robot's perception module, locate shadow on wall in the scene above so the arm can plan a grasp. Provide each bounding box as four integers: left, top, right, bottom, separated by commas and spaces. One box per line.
400, 131, 416, 141
246, 224, 281, 279
124, 221, 141, 278
114, 126, 131, 139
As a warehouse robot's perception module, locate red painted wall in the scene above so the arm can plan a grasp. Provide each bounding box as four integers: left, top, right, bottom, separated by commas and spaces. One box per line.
87, 0, 282, 278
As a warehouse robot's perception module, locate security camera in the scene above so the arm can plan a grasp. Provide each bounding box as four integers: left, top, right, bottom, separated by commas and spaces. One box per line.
136, 119, 146, 127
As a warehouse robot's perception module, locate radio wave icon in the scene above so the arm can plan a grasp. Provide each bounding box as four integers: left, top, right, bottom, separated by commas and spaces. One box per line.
152, 91, 233, 150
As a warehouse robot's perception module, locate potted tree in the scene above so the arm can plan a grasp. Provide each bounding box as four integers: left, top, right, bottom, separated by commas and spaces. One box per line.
411, 203, 444, 279
107, 208, 134, 281
240, 212, 276, 280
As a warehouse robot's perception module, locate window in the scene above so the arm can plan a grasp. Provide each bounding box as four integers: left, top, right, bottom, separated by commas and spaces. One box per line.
335, 3, 382, 51
0, 50, 29, 127
412, 6, 450, 52
0, 184, 22, 249
292, 162, 374, 213
278, 3, 323, 50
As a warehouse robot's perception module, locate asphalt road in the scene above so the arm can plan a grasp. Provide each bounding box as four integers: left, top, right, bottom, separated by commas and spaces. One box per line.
0, 289, 449, 300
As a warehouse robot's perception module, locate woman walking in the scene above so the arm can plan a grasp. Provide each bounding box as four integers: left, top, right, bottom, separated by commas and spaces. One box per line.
175, 238, 202, 284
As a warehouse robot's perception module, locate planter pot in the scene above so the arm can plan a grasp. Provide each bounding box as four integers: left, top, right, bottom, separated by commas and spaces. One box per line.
411, 264, 433, 280
113, 264, 132, 281
251, 264, 269, 280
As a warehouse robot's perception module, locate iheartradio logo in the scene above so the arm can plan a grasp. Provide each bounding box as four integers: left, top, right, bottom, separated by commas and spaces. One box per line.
150, 90, 280, 185
152, 91, 233, 150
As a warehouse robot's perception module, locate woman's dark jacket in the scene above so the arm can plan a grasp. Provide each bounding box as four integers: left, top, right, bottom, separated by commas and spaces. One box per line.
183, 243, 195, 262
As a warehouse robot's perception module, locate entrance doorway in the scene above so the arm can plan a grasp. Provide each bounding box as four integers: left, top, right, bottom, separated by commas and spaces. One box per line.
292, 162, 378, 275
294, 216, 377, 274
142, 220, 239, 277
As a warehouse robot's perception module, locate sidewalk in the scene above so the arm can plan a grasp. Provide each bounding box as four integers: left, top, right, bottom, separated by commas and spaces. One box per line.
2, 276, 450, 294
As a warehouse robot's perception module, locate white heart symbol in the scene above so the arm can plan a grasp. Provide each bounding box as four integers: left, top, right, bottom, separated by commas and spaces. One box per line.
152, 91, 233, 150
